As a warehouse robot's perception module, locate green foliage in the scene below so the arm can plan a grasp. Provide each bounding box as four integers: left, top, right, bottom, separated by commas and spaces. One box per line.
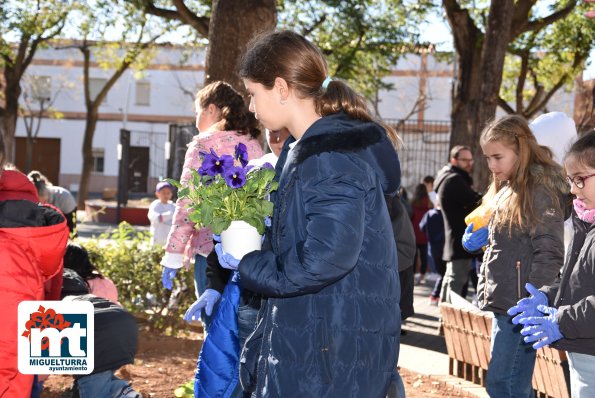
278, 0, 433, 107
172, 159, 278, 235
0, 0, 73, 66
174, 380, 194, 397
79, 222, 196, 332
500, 2, 594, 116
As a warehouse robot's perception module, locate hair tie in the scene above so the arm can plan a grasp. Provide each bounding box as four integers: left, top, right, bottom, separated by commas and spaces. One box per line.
321, 76, 333, 90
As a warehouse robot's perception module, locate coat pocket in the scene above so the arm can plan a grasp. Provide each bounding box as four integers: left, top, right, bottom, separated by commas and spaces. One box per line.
315, 317, 333, 384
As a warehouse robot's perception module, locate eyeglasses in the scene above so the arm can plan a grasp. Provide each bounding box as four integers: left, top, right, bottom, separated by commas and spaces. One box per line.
566, 173, 595, 189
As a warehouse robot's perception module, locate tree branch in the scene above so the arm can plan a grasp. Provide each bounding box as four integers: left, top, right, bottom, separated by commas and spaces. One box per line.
172, 0, 209, 37
442, 0, 482, 56
519, 1, 577, 35
142, 0, 209, 37
301, 15, 327, 37
498, 96, 516, 114
516, 50, 529, 113
525, 52, 587, 118
523, 69, 545, 115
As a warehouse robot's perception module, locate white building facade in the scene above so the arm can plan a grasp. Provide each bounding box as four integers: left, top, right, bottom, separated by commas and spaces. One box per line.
14, 45, 576, 193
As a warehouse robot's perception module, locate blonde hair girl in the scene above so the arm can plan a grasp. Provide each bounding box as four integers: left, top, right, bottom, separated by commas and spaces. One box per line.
471, 114, 569, 397
480, 114, 567, 233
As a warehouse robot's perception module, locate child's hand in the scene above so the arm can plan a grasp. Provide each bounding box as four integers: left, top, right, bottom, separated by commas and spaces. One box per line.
183, 289, 222, 321
161, 267, 178, 290
215, 243, 240, 270
462, 223, 488, 252
520, 305, 564, 349
507, 283, 548, 324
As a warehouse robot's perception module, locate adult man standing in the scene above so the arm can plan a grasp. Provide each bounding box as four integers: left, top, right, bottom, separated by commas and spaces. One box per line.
434, 145, 482, 303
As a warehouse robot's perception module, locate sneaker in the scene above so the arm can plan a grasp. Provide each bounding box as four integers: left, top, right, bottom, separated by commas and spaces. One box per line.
428, 296, 439, 306
120, 386, 141, 398
414, 273, 421, 285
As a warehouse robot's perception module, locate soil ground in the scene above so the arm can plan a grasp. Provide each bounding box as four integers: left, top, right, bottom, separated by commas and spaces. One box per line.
40, 325, 474, 398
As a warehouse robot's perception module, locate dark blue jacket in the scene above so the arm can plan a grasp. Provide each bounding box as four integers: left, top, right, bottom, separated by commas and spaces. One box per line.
238, 113, 401, 397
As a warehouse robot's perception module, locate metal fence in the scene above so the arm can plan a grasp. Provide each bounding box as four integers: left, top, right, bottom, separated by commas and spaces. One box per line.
164, 120, 452, 193
166, 123, 197, 181
129, 129, 169, 181
386, 119, 451, 191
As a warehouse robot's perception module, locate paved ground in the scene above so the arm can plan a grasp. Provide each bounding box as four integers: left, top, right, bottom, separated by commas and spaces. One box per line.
400, 280, 449, 375
399, 279, 489, 397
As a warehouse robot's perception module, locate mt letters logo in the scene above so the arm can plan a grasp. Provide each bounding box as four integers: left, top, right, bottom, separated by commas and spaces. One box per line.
18, 301, 94, 374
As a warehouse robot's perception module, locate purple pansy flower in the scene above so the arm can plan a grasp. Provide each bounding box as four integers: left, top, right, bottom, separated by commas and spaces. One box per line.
224, 166, 247, 188
202, 149, 234, 176
234, 143, 249, 167
261, 162, 274, 170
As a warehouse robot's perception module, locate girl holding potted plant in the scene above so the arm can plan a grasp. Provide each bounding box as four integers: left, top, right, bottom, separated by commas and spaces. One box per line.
160, 81, 263, 329
214, 30, 403, 397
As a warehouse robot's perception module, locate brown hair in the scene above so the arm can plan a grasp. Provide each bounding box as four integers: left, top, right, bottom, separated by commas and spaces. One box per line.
450, 145, 471, 160
196, 81, 261, 139
564, 131, 595, 170
239, 30, 400, 146
480, 115, 567, 232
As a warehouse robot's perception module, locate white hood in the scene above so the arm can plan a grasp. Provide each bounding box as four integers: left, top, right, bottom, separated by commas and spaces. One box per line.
530, 112, 577, 166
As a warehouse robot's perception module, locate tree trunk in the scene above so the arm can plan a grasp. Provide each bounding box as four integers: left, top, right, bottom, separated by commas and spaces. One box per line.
2, 67, 22, 164
447, 0, 514, 191
204, 0, 276, 91
77, 110, 98, 209
25, 136, 34, 173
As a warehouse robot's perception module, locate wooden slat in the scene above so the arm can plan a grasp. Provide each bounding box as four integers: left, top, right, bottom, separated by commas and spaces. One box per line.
453, 307, 473, 364
532, 348, 548, 395
461, 309, 481, 367
440, 304, 569, 398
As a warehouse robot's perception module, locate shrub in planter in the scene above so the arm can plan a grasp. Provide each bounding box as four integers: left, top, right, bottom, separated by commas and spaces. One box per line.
80, 222, 196, 332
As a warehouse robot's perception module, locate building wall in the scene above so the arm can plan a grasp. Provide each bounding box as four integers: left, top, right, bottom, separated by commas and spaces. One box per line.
15, 45, 579, 194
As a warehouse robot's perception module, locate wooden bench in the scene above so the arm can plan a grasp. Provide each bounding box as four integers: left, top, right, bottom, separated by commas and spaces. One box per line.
440, 303, 569, 398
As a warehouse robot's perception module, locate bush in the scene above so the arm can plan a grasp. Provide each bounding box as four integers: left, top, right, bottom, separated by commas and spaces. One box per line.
80, 222, 197, 332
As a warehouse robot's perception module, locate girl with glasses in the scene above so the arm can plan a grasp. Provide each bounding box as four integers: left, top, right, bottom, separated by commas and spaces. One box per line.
510, 131, 595, 397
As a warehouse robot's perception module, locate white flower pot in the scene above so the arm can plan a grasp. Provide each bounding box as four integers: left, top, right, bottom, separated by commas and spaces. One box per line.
221, 220, 262, 259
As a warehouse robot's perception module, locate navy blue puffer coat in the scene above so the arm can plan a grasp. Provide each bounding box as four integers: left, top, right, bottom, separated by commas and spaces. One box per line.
238, 112, 402, 398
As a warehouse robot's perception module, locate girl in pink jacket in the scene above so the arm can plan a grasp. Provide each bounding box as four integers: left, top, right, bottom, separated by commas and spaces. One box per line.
160, 81, 263, 327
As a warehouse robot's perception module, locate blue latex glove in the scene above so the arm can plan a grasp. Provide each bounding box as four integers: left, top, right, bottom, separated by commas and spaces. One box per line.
213, 234, 221, 243
161, 266, 177, 290
507, 283, 549, 324
215, 243, 240, 270
183, 289, 222, 321
462, 223, 488, 252
520, 305, 564, 349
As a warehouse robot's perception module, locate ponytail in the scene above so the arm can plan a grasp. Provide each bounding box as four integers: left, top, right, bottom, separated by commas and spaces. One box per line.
240, 30, 400, 147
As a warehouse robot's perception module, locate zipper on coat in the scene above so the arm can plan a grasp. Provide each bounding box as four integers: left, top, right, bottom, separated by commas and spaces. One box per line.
516, 261, 521, 299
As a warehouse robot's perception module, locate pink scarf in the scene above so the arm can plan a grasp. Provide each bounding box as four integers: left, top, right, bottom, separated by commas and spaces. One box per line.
574, 198, 595, 224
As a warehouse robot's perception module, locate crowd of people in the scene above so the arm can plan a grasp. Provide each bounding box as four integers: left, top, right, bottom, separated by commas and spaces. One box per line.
1, 28, 594, 398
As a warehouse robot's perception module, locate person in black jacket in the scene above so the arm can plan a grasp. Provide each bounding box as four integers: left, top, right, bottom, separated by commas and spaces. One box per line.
60, 269, 140, 398
465, 115, 567, 398
434, 145, 482, 303
510, 131, 595, 397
